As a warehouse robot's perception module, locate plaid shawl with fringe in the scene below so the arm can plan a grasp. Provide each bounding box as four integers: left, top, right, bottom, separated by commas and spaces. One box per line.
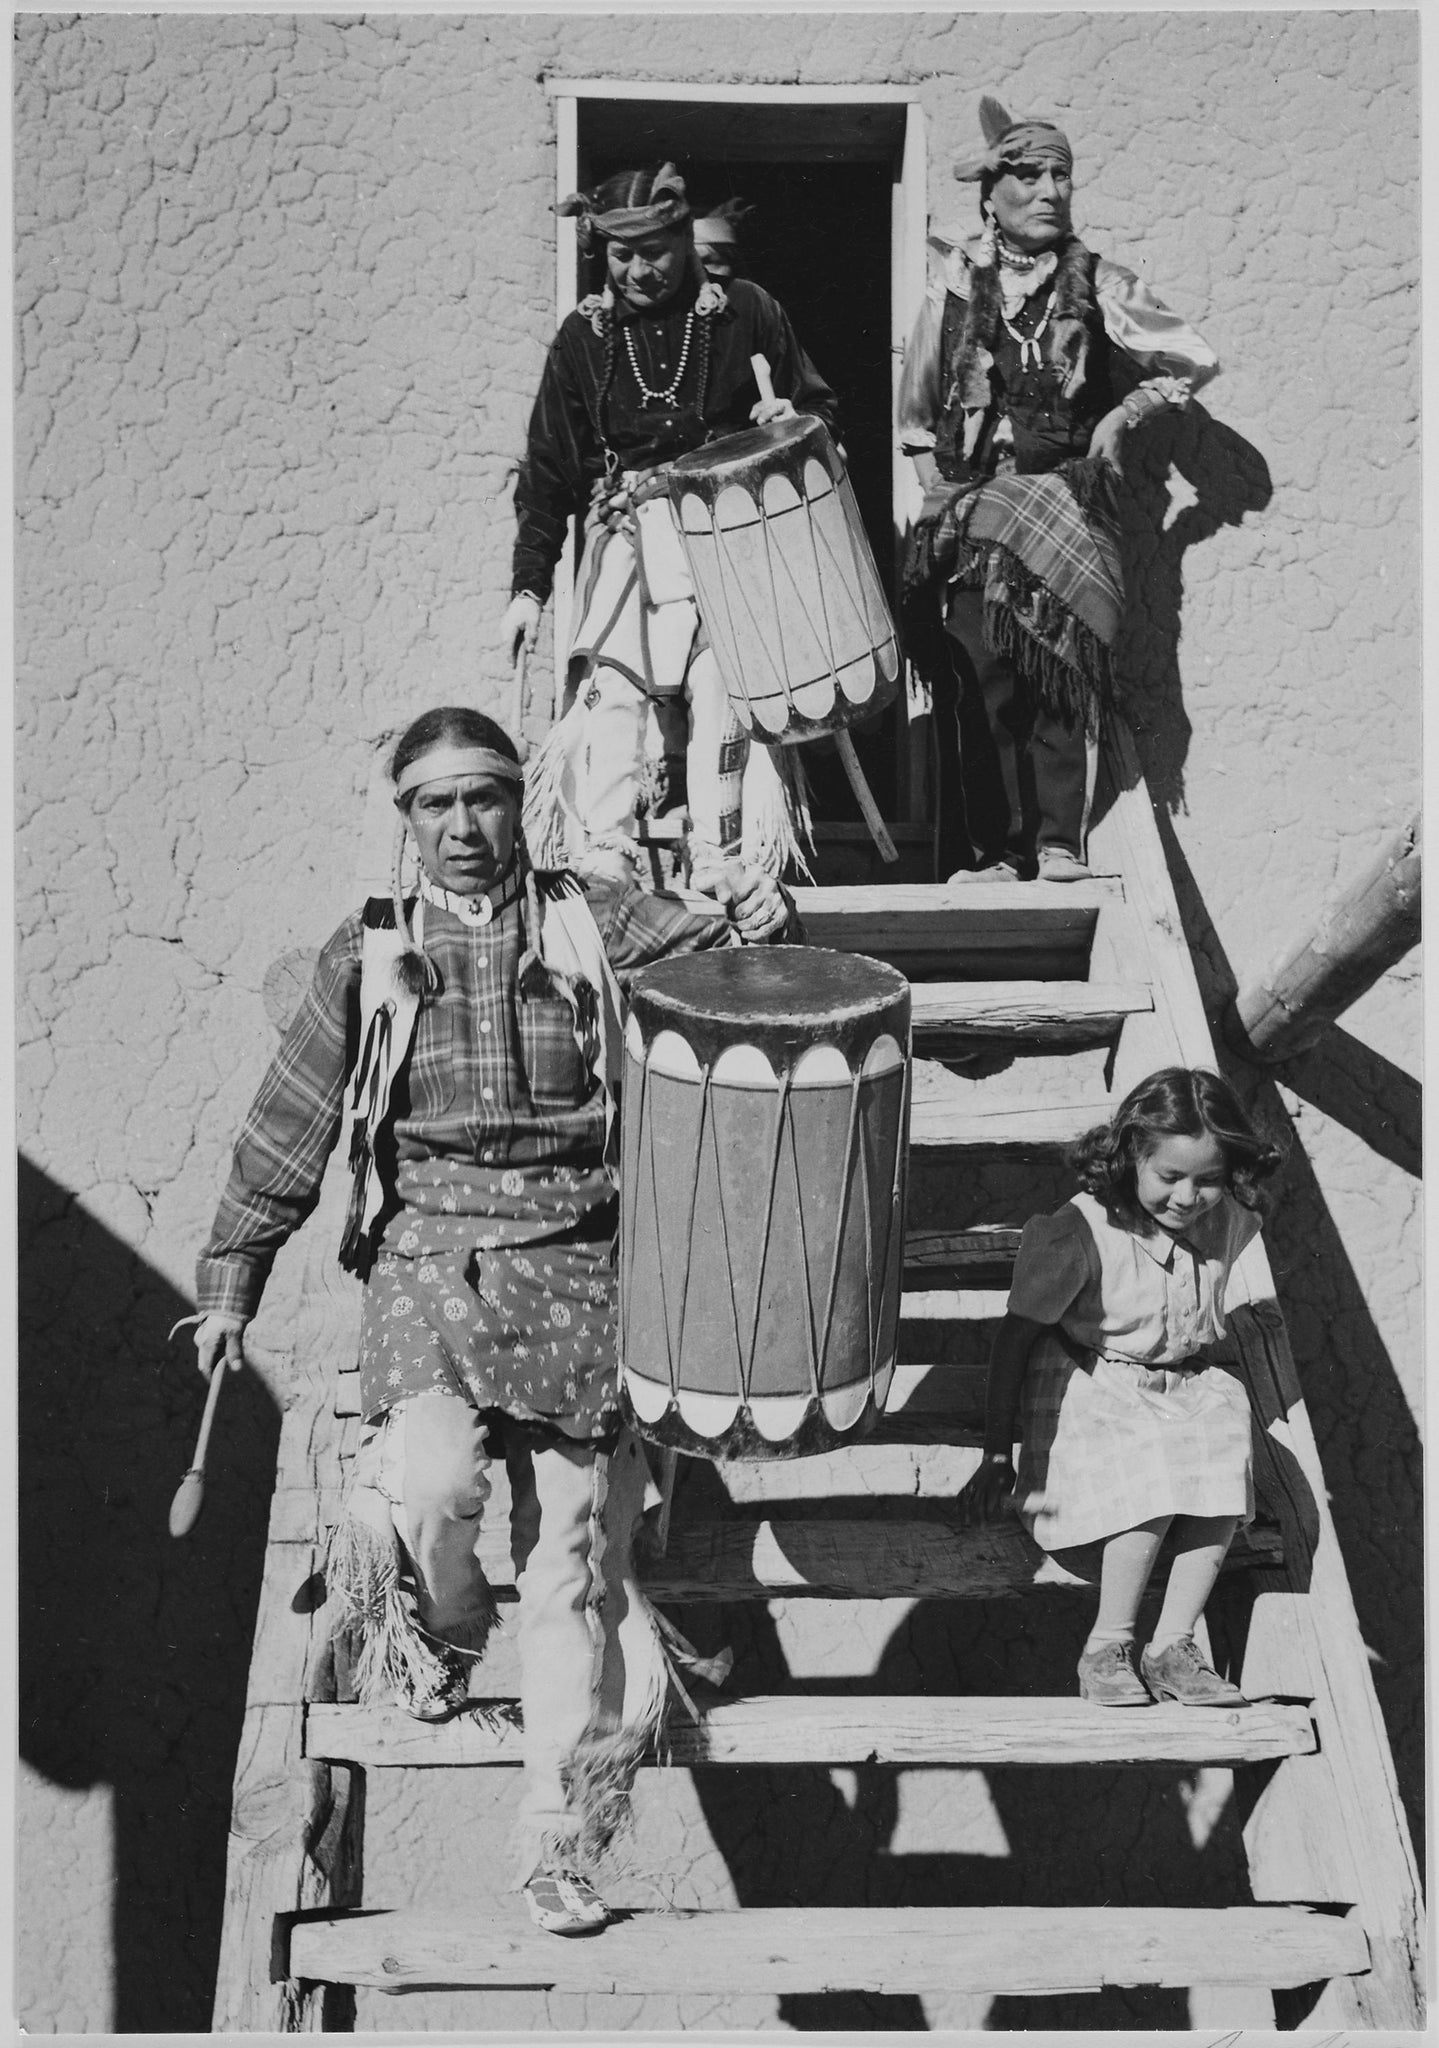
907, 455, 1123, 735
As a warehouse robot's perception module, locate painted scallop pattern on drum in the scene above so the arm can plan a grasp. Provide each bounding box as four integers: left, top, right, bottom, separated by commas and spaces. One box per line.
618, 993, 909, 1459
671, 417, 901, 742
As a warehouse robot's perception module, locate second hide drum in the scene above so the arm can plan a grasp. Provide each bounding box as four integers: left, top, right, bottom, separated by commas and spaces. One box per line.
667, 415, 902, 742
619, 948, 911, 1459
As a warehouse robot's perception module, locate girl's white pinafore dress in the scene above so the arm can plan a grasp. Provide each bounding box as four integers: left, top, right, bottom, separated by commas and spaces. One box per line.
1009, 1190, 1262, 1551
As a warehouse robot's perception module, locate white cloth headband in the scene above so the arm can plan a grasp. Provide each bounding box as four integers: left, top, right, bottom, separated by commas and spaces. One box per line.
393, 746, 524, 801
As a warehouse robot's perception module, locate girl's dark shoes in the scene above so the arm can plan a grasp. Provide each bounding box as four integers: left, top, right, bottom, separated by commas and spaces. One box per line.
1141, 1635, 1248, 1706
1077, 1639, 1153, 1706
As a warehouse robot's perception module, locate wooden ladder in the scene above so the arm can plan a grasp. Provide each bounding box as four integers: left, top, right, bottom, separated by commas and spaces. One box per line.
212, 725, 1422, 2031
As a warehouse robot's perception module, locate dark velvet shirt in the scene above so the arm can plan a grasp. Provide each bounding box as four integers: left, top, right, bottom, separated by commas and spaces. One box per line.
512, 276, 840, 605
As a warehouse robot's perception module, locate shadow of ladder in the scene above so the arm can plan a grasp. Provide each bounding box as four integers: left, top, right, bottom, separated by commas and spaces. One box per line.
211, 721, 1422, 2029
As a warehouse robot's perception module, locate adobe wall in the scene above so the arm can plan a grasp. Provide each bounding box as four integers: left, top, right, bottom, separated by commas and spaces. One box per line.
16, 11, 1419, 2031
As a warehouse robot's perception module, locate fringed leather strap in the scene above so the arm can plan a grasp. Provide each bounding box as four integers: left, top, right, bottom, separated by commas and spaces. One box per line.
338, 903, 423, 1276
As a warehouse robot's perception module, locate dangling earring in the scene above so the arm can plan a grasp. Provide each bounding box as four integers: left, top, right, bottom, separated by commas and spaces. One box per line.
975, 204, 998, 270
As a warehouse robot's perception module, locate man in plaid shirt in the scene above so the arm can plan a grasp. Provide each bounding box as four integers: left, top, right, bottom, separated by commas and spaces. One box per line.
191, 705, 794, 1935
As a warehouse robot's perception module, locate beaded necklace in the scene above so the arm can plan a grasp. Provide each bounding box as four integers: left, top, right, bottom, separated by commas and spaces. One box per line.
1000, 291, 1055, 373
623, 307, 696, 405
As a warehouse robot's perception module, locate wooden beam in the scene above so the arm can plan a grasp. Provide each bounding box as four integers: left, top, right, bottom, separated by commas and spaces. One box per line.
900, 1287, 1009, 1320
881, 1361, 987, 1422
794, 882, 1111, 980
305, 1694, 1316, 1771
612, 1518, 1282, 1602
905, 1227, 1022, 1271
288, 1903, 1368, 1996
1227, 1305, 1426, 2031
1228, 811, 1420, 1062
1089, 722, 1425, 2027
910, 1098, 1108, 1150
797, 881, 1120, 918
548, 80, 924, 103
210, 1160, 365, 2034
909, 980, 1152, 1046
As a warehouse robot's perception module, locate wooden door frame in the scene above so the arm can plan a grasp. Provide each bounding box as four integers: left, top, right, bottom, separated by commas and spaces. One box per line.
545, 79, 929, 821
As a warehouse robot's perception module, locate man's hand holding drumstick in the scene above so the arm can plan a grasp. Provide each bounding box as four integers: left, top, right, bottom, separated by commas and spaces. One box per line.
749, 353, 797, 428
192, 1311, 249, 1381
167, 1311, 247, 1537
704, 861, 788, 942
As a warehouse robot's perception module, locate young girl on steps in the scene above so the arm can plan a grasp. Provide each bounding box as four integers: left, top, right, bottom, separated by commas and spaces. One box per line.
958, 1068, 1282, 1707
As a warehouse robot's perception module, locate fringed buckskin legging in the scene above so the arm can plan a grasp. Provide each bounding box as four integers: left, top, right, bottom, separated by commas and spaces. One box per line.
344, 1397, 667, 1881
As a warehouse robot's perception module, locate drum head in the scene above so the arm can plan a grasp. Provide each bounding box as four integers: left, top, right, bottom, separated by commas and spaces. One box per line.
630, 946, 909, 1070
668, 412, 827, 486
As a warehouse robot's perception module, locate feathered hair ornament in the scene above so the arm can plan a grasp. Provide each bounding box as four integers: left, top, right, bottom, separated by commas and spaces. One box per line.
952, 95, 1074, 185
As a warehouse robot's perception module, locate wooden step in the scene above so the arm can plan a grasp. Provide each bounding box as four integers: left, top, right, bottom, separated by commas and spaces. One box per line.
289, 1903, 1367, 1995
882, 1360, 987, 1424
305, 1693, 1316, 1770
371, 1516, 1279, 1601
900, 1287, 1009, 1320
905, 1225, 1022, 1273
909, 1095, 1108, 1150
619, 1518, 1282, 1602
910, 979, 1152, 1048
794, 881, 1119, 981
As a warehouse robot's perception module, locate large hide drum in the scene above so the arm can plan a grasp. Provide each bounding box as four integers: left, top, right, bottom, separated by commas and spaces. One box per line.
667, 415, 902, 742
619, 948, 910, 1458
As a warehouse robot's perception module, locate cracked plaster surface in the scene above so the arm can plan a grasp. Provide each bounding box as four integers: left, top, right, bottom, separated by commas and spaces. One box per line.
16, 11, 1419, 2033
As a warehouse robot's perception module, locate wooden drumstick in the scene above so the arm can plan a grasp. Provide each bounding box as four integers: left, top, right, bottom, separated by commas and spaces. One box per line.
509, 640, 530, 761
835, 730, 899, 864
169, 1358, 227, 1539
750, 352, 777, 406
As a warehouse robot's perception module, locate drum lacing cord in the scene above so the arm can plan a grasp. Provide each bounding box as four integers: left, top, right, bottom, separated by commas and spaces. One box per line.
654, 1058, 716, 1401
812, 1066, 867, 1396
747, 1069, 815, 1403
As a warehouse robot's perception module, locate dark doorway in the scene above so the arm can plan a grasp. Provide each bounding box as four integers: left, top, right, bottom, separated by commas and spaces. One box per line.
577, 100, 906, 825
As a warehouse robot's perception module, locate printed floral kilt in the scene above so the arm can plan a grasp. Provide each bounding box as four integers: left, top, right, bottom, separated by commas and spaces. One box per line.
358, 1239, 620, 1441
1015, 1333, 1254, 1551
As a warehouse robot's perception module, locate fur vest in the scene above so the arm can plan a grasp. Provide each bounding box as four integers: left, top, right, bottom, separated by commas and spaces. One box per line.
935, 237, 1115, 481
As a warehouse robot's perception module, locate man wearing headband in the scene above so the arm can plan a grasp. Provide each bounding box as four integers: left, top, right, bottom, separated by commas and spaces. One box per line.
899, 97, 1218, 883
503, 162, 837, 902
189, 706, 795, 1937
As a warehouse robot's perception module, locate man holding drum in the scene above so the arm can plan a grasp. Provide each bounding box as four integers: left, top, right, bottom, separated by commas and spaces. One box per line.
189, 707, 793, 1935
899, 99, 1218, 882
503, 161, 839, 902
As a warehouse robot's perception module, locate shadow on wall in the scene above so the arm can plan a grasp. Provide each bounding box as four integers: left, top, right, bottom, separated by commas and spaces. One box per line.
1115, 403, 1273, 816
18, 1153, 281, 2034
1147, 803, 1425, 1861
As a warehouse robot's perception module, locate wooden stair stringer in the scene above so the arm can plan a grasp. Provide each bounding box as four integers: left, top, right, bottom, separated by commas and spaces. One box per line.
1086, 721, 1424, 2029
210, 1158, 366, 2034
